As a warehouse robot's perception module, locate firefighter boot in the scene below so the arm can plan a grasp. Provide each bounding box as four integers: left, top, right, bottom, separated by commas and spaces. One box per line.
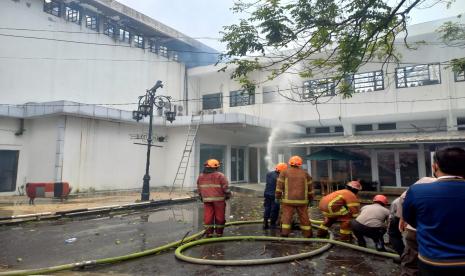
316, 228, 329, 238
339, 234, 352, 242
263, 220, 269, 230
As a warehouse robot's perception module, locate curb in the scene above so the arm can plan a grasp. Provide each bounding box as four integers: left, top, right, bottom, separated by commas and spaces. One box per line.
0, 197, 197, 226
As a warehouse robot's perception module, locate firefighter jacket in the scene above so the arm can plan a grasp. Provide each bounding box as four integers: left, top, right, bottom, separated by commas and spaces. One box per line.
197, 171, 230, 202
319, 189, 360, 218
275, 167, 313, 205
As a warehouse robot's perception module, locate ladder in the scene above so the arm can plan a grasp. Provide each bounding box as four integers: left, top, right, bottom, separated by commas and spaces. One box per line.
170, 114, 202, 195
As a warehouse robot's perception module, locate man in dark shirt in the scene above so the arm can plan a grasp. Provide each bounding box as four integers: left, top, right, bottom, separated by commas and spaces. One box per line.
403, 147, 465, 276
263, 163, 287, 229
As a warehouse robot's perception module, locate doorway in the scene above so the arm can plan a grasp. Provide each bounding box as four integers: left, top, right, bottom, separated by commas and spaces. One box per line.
231, 147, 246, 182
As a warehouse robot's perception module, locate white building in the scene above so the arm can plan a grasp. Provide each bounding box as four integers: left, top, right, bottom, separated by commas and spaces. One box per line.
0, 0, 464, 195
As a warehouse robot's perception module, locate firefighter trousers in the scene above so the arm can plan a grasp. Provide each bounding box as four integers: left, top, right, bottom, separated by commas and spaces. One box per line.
318, 215, 352, 240
280, 204, 312, 238
203, 201, 226, 236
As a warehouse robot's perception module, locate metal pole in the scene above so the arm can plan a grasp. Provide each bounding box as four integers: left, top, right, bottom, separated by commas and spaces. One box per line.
141, 92, 154, 201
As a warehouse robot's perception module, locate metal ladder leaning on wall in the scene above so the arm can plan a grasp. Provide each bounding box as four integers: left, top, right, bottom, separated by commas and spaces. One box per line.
169, 114, 202, 195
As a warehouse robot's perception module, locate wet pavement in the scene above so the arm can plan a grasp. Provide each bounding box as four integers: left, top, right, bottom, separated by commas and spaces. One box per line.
0, 193, 399, 275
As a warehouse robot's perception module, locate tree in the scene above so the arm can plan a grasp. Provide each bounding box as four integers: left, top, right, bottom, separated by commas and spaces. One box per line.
437, 19, 465, 73
220, 0, 457, 101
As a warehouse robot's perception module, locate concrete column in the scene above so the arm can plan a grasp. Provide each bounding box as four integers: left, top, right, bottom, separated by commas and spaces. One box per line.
328, 160, 333, 181
225, 145, 231, 181
417, 144, 426, 178
54, 116, 66, 182
257, 147, 261, 184
370, 149, 379, 183
306, 147, 312, 175
394, 151, 401, 187
343, 122, 353, 136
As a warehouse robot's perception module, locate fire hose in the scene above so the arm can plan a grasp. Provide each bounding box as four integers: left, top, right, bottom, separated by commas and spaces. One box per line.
0, 219, 399, 276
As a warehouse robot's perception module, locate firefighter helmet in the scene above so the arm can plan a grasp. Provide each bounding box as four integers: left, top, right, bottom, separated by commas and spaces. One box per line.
373, 194, 388, 205
275, 163, 288, 172
288, 156, 303, 167
346, 180, 362, 191
204, 159, 220, 168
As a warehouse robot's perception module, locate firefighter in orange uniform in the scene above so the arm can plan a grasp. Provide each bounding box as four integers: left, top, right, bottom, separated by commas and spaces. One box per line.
197, 159, 231, 237
317, 180, 362, 242
276, 156, 314, 238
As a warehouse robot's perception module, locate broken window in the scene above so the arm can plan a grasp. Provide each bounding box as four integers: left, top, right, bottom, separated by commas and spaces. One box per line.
103, 21, 116, 37
0, 150, 19, 192
351, 70, 384, 93
85, 14, 98, 31
133, 35, 144, 48
43, 0, 61, 17
202, 93, 223, 110
455, 70, 465, 82
230, 90, 255, 107
395, 63, 441, 88
118, 28, 130, 43
65, 6, 80, 24
303, 78, 336, 98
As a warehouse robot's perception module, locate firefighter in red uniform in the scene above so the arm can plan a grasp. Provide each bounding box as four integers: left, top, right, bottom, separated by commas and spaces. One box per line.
276, 156, 314, 238
317, 180, 362, 242
197, 159, 231, 237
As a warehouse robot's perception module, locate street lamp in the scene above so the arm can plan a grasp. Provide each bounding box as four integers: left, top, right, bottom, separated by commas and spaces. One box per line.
133, 80, 176, 201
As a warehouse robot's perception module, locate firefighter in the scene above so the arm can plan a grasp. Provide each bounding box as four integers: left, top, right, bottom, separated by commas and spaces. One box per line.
197, 159, 231, 238
263, 162, 288, 229
276, 156, 313, 238
350, 195, 390, 251
317, 180, 362, 242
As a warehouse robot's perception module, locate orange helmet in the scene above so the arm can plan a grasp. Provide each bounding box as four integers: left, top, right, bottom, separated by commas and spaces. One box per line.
288, 156, 303, 167
204, 159, 220, 168
373, 195, 388, 205
346, 180, 362, 191
275, 163, 288, 172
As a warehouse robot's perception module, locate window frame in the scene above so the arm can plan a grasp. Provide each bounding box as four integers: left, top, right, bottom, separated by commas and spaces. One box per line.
133, 35, 144, 48
355, 124, 373, 132
351, 70, 384, 93
455, 70, 465, 82
43, 0, 61, 17
159, 45, 168, 57
395, 63, 441, 89
230, 90, 255, 107
202, 93, 223, 110
103, 21, 116, 38
118, 28, 130, 43
378, 123, 397, 131
303, 78, 336, 98
64, 5, 81, 24
84, 14, 99, 31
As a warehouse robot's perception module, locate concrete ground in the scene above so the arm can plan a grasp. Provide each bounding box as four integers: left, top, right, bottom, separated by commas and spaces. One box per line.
0, 190, 194, 217
0, 193, 400, 275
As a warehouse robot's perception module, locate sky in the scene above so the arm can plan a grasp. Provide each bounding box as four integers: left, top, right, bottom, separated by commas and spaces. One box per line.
117, 0, 465, 52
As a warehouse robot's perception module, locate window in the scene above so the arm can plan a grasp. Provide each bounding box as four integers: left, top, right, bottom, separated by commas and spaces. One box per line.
149, 40, 157, 53
0, 150, 19, 192
303, 78, 335, 98
118, 28, 130, 43
378, 123, 396, 130
334, 126, 344, 133
65, 6, 80, 24
455, 70, 465, 82
159, 45, 168, 57
396, 63, 441, 88
355, 124, 373, 132
103, 21, 116, 37
172, 52, 179, 61
202, 93, 222, 110
352, 70, 384, 93
230, 90, 255, 107
85, 14, 98, 31
306, 127, 312, 135
43, 0, 61, 17
133, 35, 144, 48
315, 127, 330, 134
458, 118, 465, 131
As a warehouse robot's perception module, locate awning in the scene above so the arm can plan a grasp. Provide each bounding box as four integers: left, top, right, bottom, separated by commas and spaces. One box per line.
278, 131, 465, 147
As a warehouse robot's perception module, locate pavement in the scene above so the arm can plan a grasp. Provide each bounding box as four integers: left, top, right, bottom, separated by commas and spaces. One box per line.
0, 190, 194, 218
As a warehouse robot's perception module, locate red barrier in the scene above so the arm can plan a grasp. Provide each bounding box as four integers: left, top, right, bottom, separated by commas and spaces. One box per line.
26, 182, 71, 205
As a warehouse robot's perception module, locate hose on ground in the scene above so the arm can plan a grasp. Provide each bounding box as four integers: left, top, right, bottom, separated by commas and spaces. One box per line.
0, 219, 398, 276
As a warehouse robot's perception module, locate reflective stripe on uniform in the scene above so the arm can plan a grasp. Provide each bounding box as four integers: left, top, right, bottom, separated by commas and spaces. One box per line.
340, 229, 352, 235
277, 178, 285, 183
300, 225, 311, 230
327, 195, 349, 216
352, 213, 359, 218
199, 184, 222, 188
276, 188, 282, 192
347, 202, 360, 207
282, 224, 291, 229
282, 199, 308, 204
322, 209, 348, 217
202, 196, 225, 202
319, 224, 329, 230
284, 178, 289, 200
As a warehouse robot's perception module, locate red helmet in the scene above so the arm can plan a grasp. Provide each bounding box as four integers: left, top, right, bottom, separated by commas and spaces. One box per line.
204, 159, 220, 168
347, 180, 362, 191
373, 194, 388, 205
275, 163, 288, 172
288, 156, 303, 167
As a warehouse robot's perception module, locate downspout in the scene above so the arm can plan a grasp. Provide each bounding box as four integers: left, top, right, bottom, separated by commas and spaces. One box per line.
184, 66, 189, 115
14, 119, 25, 136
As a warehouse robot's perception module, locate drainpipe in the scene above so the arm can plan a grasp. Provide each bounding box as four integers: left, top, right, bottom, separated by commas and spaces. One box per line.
14, 119, 25, 136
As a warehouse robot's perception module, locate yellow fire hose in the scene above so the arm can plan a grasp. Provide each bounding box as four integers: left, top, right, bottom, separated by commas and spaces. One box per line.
0, 219, 399, 276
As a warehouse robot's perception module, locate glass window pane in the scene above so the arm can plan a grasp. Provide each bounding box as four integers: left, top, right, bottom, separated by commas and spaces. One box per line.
199, 144, 225, 173
231, 148, 237, 182
202, 93, 222, 110
396, 63, 441, 88
0, 150, 19, 192
238, 148, 245, 181
400, 151, 419, 187
378, 152, 396, 187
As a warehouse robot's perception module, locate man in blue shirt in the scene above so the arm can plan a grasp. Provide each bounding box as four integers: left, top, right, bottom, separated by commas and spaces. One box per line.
263, 163, 287, 229
403, 147, 465, 275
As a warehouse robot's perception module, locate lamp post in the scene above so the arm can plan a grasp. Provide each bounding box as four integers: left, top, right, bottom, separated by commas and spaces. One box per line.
133, 80, 176, 201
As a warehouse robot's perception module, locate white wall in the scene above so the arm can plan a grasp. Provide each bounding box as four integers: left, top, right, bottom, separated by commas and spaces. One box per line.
0, 0, 185, 110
